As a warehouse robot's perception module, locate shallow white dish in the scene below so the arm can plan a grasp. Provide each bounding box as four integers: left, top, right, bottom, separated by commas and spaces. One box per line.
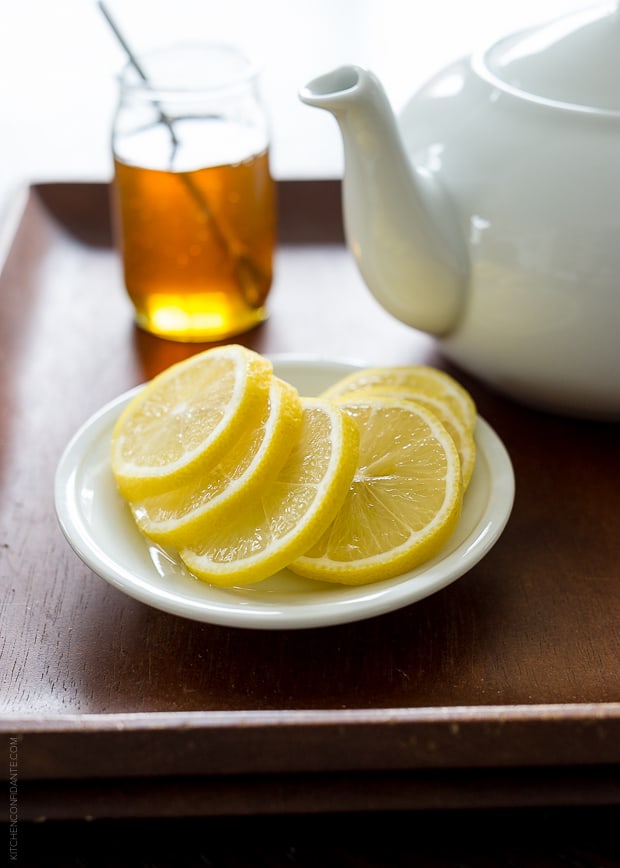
55, 357, 515, 630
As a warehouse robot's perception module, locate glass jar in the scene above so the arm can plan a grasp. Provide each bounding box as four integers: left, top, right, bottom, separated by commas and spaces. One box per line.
111, 43, 276, 342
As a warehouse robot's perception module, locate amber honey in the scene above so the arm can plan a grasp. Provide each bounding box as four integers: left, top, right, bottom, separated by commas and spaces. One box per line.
112, 145, 276, 341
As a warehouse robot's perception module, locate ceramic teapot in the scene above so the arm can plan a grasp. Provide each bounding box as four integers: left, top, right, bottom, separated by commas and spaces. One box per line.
300, 3, 620, 419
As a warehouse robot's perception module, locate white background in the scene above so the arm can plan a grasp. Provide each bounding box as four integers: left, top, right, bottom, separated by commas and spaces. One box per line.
0, 0, 590, 214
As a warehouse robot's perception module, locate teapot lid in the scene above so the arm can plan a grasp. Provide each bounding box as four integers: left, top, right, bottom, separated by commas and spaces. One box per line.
477, 2, 620, 114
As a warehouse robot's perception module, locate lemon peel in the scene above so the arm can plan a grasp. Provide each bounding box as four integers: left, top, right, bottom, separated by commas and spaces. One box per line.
331, 385, 476, 490
129, 377, 303, 546
291, 396, 463, 585
321, 364, 477, 432
179, 399, 360, 586
111, 344, 272, 499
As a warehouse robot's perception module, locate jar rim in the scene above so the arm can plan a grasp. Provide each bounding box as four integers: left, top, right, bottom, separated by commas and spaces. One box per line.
117, 41, 260, 100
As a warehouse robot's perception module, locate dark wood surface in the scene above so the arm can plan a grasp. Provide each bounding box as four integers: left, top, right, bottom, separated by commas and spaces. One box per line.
7, 806, 620, 867
1, 182, 619, 821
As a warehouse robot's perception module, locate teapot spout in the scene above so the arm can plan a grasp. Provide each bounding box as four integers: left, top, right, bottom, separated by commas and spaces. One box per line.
300, 66, 469, 335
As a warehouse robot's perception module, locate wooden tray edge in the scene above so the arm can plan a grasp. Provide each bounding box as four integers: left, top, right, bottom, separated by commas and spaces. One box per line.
3, 703, 620, 781
9, 179, 345, 248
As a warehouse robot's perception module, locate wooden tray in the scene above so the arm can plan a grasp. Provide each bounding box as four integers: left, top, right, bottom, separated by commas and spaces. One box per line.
1, 181, 619, 820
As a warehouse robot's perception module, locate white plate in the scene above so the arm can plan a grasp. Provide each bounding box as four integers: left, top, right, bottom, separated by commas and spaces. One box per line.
55, 357, 515, 630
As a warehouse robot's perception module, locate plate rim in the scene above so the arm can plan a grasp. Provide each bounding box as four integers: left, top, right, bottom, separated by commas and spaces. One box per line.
54, 356, 515, 630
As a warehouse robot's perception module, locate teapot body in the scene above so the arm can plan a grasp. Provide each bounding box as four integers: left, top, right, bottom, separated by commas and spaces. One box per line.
400, 57, 620, 418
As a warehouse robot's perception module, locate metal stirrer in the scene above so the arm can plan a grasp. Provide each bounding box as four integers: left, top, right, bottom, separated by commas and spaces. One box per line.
98, 1, 266, 308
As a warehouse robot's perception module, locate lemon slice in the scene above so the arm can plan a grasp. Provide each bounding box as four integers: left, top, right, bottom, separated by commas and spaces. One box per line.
128, 377, 303, 546
331, 386, 476, 490
111, 344, 272, 499
291, 397, 463, 585
321, 365, 477, 432
179, 399, 360, 587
